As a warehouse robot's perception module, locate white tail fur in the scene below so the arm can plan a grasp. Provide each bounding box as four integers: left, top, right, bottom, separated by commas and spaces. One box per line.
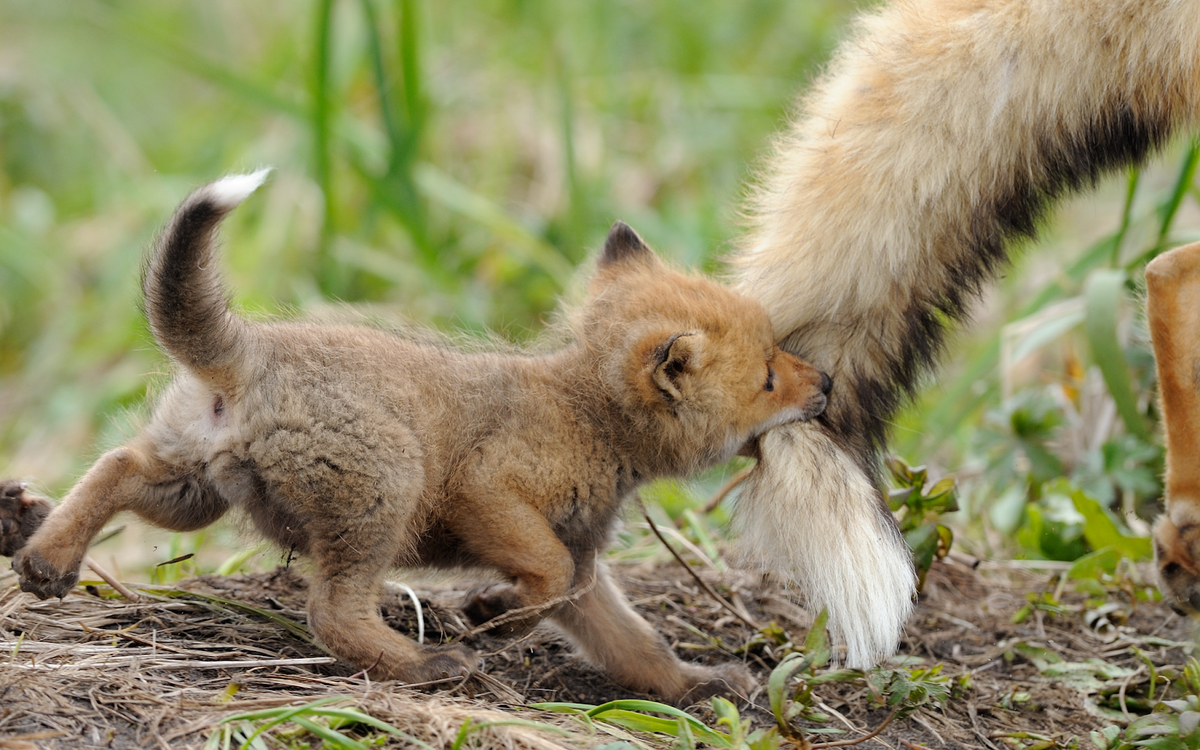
203, 168, 273, 209
737, 425, 913, 667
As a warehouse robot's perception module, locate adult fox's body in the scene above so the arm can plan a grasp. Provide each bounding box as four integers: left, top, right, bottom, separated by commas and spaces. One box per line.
730, 0, 1200, 666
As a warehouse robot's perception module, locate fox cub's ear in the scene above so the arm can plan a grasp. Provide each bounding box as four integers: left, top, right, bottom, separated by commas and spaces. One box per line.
600, 221, 653, 266
649, 332, 701, 403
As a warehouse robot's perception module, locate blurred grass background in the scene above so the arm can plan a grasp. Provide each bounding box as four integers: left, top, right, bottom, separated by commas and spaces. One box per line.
1, 0, 1198, 579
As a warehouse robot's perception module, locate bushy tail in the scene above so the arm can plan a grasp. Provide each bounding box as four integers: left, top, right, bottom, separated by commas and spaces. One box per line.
143, 170, 271, 381
737, 425, 914, 668
729, 0, 1200, 665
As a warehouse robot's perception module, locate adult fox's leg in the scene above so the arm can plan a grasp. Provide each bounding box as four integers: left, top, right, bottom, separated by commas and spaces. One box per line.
1147, 242, 1200, 614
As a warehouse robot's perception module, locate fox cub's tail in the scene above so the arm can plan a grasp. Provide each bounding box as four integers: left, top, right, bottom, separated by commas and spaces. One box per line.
730, 0, 1200, 666
144, 170, 271, 382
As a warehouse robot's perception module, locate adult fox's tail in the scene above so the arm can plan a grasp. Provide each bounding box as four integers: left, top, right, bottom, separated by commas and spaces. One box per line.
143, 170, 270, 386
730, 0, 1200, 666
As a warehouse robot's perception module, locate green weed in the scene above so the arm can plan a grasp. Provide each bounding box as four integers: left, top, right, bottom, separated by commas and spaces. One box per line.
207, 697, 433, 750
887, 457, 959, 589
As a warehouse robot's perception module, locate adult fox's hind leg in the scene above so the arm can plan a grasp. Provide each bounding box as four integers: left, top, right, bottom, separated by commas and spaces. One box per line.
12, 436, 229, 599
1146, 242, 1200, 614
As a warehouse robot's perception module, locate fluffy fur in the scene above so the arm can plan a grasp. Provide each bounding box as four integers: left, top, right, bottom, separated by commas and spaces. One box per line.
6, 174, 834, 703
1146, 242, 1200, 614
729, 0, 1200, 666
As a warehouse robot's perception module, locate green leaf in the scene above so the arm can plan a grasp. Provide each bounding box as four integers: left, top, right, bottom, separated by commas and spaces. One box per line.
803, 608, 831, 669
288, 716, 369, 750
886, 456, 913, 484
1127, 712, 1181, 739
924, 476, 958, 505
569, 700, 731, 747
905, 523, 940, 577
1054, 481, 1152, 560
1083, 269, 1152, 441
1009, 299, 1086, 363
768, 653, 811, 728
1178, 711, 1200, 738
1067, 548, 1123, 581
1154, 139, 1200, 251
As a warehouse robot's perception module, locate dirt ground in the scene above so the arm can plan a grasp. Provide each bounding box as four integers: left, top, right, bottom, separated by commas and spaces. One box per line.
0, 554, 1194, 749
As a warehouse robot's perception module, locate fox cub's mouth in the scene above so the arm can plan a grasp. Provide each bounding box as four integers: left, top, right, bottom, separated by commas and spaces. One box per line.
801, 392, 828, 421
794, 369, 832, 422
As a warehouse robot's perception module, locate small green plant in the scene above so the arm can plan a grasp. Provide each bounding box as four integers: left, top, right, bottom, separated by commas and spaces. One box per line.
887, 457, 959, 588
206, 697, 433, 750
1091, 689, 1200, 750
865, 663, 955, 719
1015, 480, 1154, 563
535, 697, 780, 750
1012, 590, 1069, 624
767, 610, 851, 739
539, 612, 863, 750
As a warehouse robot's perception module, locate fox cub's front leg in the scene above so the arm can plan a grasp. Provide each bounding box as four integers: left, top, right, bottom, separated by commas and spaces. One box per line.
1147, 241, 1200, 615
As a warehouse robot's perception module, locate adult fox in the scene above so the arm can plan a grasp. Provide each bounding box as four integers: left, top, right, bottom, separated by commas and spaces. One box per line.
729, 0, 1200, 666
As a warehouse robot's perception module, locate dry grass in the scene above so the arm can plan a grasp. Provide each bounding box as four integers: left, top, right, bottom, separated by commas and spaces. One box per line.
0, 557, 1194, 749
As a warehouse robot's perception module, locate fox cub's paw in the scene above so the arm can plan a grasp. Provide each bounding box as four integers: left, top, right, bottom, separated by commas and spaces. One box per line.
0, 480, 52, 558
674, 662, 756, 706
4, 480, 78, 600
406, 644, 479, 682
13, 544, 80, 600
461, 582, 544, 637
365, 643, 478, 683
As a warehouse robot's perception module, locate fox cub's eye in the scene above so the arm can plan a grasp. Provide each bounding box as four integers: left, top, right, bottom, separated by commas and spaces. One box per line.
764, 366, 775, 392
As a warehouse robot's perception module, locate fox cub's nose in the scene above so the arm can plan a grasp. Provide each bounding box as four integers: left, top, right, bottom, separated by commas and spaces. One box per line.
819, 371, 832, 396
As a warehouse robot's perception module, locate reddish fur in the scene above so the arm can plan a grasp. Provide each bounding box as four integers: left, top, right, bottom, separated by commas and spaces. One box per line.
1147, 242, 1200, 615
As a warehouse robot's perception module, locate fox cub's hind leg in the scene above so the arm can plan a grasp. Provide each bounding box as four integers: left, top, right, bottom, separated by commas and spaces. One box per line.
1147, 242, 1200, 615
552, 558, 754, 705
13, 438, 230, 599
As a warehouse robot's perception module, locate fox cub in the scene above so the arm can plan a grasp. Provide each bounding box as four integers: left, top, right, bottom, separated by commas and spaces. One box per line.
4, 170, 830, 703
1147, 242, 1200, 617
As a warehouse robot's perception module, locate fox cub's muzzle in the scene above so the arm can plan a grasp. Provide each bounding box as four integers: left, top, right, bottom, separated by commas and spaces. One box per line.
773, 350, 831, 422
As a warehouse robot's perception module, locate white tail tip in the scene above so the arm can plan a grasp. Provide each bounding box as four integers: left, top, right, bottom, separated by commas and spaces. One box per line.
204, 168, 273, 209
736, 424, 916, 668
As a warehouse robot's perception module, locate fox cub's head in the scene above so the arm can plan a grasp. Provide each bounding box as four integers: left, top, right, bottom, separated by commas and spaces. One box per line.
1153, 506, 1200, 617
579, 222, 830, 470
